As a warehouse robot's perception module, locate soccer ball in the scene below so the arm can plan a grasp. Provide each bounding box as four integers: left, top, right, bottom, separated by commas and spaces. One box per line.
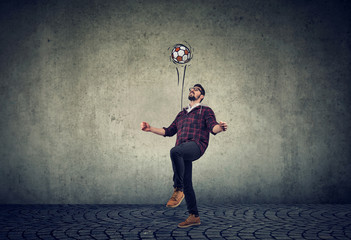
171, 44, 192, 64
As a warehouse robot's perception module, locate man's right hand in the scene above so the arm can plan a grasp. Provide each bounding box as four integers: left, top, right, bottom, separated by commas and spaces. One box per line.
141, 122, 151, 132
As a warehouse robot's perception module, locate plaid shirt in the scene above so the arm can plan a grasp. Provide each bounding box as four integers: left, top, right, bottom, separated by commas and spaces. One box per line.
163, 105, 219, 156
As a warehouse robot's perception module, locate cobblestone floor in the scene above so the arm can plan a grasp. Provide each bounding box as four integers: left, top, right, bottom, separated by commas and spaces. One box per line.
0, 204, 350, 239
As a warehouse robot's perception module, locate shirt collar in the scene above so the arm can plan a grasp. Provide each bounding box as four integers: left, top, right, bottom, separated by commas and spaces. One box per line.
186, 103, 201, 113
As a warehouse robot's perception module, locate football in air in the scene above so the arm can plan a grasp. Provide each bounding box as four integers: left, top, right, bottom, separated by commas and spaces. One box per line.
171, 44, 192, 64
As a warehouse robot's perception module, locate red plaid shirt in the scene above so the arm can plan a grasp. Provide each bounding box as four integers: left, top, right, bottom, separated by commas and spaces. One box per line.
163, 105, 219, 156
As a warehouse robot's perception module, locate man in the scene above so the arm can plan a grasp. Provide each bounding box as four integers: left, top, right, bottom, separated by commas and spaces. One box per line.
140, 84, 227, 228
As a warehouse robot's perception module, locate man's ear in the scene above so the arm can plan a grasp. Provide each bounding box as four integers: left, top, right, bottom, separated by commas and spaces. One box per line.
200, 95, 204, 101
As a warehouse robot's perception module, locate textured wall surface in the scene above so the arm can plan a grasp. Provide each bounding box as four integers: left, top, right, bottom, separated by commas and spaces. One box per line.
0, 0, 350, 204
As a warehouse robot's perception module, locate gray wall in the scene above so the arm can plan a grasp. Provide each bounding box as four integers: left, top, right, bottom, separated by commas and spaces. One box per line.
0, 0, 350, 204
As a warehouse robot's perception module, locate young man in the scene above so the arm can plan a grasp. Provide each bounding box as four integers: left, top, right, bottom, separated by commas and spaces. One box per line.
140, 84, 227, 228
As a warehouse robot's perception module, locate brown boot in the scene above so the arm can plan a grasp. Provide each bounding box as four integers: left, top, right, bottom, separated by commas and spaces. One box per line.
166, 188, 184, 208
178, 214, 201, 228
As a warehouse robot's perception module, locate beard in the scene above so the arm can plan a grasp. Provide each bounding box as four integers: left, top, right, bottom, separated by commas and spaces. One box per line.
188, 92, 197, 101
188, 95, 196, 101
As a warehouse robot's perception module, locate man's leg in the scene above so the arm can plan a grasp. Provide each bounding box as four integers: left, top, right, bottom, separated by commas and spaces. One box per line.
170, 145, 184, 190
167, 142, 201, 209
177, 142, 202, 228
170, 141, 201, 190
183, 160, 198, 216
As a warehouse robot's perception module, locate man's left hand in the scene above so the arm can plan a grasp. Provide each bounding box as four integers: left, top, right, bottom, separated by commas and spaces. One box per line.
219, 121, 228, 131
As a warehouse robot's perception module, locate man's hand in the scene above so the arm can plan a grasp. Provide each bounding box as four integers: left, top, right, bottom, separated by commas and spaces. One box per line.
141, 122, 151, 132
219, 121, 228, 131
212, 121, 228, 134
140, 122, 166, 136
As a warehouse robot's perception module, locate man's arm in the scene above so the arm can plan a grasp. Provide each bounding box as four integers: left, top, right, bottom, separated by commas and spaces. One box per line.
141, 112, 179, 137
140, 122, 166, 136
204, 108, 227, 135
212, 121, 228, 134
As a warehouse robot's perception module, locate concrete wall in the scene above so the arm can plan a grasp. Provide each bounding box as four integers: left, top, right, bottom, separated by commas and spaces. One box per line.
0, 0, 350, 204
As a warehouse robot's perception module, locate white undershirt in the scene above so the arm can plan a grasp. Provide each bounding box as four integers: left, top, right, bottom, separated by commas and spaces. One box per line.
186, 103, 201, 113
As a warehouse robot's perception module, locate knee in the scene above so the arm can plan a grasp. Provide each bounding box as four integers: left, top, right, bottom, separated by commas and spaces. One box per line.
170, 146, 181, 159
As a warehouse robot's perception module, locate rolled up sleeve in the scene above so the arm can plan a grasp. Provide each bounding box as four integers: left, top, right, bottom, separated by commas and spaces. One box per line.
205, 108, 219, 135
163, 114, 179, 137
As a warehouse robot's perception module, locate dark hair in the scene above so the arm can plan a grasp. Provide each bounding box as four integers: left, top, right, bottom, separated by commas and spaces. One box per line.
194, 84, 205, 96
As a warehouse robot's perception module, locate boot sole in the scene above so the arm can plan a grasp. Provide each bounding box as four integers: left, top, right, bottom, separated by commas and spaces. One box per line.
166, 194, 184, 208
178, 222, 201, 228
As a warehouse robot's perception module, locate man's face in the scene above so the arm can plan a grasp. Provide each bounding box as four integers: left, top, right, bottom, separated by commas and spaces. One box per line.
188, 87, 203, 101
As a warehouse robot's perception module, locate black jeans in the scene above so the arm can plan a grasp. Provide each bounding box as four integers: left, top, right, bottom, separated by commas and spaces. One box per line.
170, 141, 201, 215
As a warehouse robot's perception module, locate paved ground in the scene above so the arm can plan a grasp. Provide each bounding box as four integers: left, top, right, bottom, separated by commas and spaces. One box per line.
0, 204, 350, 239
